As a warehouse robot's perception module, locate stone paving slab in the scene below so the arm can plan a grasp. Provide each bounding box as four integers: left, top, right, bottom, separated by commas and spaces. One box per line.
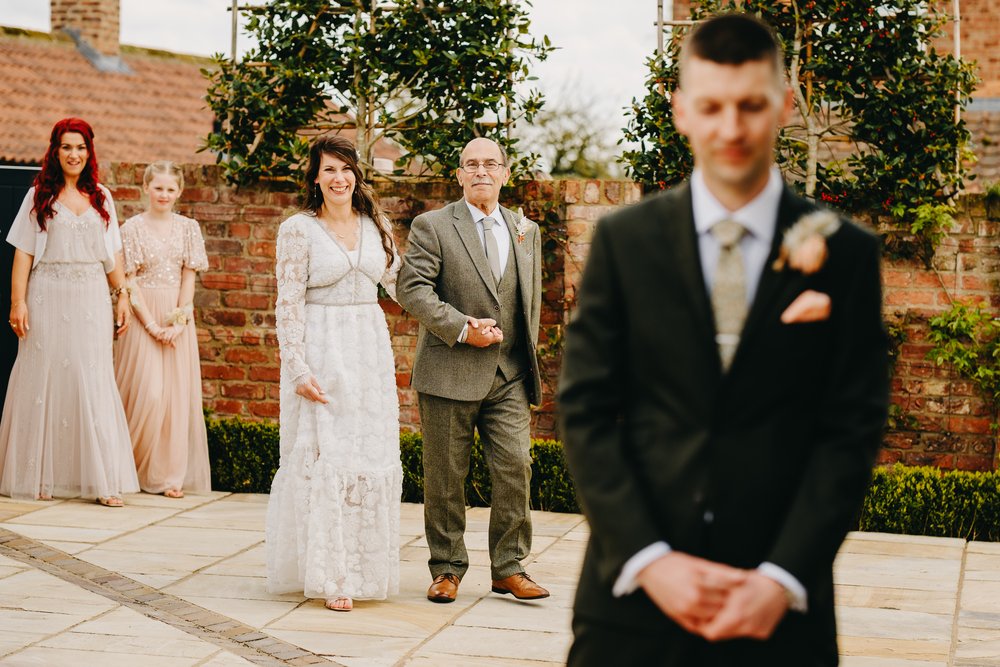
0, 495, 998, 665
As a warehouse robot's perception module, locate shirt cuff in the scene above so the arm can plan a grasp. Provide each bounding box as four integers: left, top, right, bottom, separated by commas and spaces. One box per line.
757, 562, 808, 613
458, 323, 469, 344
612, 541, 672, 598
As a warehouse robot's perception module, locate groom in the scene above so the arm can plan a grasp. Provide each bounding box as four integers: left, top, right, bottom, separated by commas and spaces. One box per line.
559, 13, 888, 665
397, 137, 548, 604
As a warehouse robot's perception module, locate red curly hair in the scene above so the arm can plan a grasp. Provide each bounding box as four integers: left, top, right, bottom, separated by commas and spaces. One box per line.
31, 118, 109, 231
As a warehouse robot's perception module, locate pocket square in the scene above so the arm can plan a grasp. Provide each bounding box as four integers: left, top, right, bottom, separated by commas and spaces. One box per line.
781, 290, 831, 324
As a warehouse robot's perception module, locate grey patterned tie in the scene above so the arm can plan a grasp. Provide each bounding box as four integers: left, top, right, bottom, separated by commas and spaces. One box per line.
711, 220, 748, 371
481, 216, 502, 284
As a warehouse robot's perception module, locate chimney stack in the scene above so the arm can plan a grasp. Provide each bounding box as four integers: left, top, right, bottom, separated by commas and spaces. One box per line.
50, 0, 120, 57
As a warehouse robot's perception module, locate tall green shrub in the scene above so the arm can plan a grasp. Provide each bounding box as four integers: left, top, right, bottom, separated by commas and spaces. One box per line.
622, 0, 977, 261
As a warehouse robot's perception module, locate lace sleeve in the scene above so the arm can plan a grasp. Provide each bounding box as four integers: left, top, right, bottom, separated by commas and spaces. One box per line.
275, 217, 312, 385
379, 217, 401, 302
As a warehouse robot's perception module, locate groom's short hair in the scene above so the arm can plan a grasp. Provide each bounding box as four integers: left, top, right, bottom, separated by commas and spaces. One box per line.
679, 13, 785, 89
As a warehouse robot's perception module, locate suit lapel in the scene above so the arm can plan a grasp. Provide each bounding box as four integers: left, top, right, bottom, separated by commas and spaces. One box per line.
501, 206, 532, 304
452, 200, 500, 300
734, 186, 814, 365
657, 185, 716, 345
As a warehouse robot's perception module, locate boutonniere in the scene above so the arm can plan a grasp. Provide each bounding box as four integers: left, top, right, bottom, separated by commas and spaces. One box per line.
772, 210, 840, 275
513, 207, 530, 244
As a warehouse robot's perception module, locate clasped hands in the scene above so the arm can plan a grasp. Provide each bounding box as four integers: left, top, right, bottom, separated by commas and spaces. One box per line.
146, 322, 184, 347
465, 316, 503, 348
636, 551, 789, 642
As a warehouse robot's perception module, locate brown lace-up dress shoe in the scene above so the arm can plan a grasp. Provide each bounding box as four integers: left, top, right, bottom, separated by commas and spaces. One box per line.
427, 573, 460, 603
491, 573, 550, 600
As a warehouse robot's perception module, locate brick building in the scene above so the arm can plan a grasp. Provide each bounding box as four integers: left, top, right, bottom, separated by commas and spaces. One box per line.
0, 0, 216, 166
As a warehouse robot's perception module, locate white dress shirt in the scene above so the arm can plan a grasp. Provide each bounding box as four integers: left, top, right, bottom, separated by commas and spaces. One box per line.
612, 167, 808, 613
457, 200, 511, 343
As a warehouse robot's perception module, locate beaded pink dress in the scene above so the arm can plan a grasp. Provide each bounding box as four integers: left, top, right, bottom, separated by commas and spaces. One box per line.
114, 213, 211, 494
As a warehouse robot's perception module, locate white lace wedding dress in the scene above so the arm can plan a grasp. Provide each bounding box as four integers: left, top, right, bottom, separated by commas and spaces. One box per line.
266, 212, 402, 600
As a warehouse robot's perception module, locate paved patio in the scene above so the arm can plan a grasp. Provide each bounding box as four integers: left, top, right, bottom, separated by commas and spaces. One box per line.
0, 493, 997, 666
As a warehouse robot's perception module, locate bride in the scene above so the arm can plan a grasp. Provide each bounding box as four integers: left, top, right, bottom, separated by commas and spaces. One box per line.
266, 135, 402, 612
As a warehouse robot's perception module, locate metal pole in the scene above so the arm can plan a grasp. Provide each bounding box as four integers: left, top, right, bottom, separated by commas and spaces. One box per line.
231, 0, 238, 61
657, 0, 664, 61
954, 0, 961, 181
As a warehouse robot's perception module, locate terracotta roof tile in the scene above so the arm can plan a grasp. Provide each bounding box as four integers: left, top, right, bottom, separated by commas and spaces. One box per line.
0, 30, 216, 165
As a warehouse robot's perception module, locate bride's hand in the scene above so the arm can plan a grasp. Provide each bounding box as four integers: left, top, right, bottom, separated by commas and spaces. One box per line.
296, 376, 329, 404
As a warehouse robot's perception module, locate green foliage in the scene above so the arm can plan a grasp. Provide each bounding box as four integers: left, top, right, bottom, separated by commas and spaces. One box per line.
985, 182, 1000, 221
620, 48, 691, 191
622, 0, 977, 259
398, 432, 579, 513
986, 182, 1000, 202
207, 417, 1000, 540
519, 86, 622, 178
206, 416, 280, 493
203, 0, 553, 185
927, 301, 1000, 414
896, 203, 956, 262
208, 418, 579, 512
859, 464, 1000, 541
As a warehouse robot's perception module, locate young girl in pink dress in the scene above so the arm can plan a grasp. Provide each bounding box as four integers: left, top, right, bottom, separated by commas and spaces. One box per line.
114, 161, 211, 498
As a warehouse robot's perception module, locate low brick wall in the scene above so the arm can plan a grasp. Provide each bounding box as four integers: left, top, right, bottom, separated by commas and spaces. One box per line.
881, 196, 1000, 470
102, 162, 999, 469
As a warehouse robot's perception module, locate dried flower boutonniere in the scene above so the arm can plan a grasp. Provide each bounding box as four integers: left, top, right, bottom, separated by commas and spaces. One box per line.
772, 210, 840, 275
513, 207, 530, 244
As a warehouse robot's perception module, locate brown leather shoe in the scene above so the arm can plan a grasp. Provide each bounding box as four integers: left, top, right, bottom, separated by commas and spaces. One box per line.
427, 573, 460, 603
491, 572, 550, 600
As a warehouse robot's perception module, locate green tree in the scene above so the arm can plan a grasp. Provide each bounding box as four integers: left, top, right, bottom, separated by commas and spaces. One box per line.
203, 0, 552, 185
519, 85, 622, 179
621, 0, 977, 261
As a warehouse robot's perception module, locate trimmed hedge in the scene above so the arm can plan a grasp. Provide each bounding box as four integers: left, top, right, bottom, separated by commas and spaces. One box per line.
859, 464, 1000, 542
207, 417, 1000, 541
208, 418, 578, 512
207, 416, 281, 493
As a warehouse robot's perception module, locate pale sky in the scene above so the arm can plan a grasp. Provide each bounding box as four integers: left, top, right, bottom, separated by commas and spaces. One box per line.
0, 0, 660, 145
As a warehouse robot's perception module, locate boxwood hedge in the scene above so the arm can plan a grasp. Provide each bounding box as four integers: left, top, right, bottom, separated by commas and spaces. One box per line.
207, 417, 1000, 541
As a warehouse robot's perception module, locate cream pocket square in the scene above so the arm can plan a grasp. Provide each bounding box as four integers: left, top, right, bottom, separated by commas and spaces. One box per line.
781, 290, 831, 324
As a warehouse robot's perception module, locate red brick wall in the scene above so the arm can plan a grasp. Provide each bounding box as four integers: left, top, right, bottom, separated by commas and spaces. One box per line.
102, 163, 999, 469
882, 195, 1000, 471
102, 163, 640, 439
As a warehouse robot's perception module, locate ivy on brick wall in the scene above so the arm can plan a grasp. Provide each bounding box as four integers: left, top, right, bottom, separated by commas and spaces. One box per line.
622, 0, 977, 263
927, 301, 1000, 422
203, 0, 552, 185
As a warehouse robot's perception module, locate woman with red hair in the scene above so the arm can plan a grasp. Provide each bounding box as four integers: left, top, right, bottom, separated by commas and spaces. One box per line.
0, 118, 139, 506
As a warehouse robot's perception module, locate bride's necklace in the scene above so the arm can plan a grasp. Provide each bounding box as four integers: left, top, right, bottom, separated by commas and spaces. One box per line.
320, 213, 358, 240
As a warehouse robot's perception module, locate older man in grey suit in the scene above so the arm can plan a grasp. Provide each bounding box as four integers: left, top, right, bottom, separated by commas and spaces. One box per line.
397, 137, 549, 604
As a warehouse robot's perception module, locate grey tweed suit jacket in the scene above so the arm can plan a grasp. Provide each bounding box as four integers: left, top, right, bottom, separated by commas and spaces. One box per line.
397, 199, 542, 405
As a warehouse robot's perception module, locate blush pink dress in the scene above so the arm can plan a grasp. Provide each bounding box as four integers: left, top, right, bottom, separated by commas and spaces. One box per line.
114, 213, 211, 494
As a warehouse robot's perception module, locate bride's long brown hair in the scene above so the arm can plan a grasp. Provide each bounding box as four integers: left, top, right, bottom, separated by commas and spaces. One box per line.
302, 135, 394, 270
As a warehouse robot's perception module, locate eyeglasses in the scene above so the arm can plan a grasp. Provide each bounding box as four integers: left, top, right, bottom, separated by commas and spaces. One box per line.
460, 160, 504, 173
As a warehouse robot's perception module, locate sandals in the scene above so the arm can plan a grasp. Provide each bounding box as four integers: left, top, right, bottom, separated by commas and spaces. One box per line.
325, 596, 353, 612
96, 496, 124, 507
163, 489, 185, 499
